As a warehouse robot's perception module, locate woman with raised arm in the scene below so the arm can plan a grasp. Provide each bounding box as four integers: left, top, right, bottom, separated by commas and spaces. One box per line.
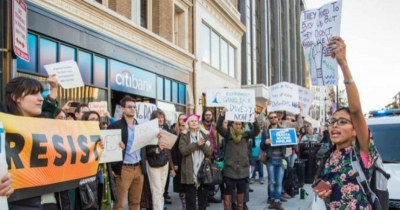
313, 37, 380, 209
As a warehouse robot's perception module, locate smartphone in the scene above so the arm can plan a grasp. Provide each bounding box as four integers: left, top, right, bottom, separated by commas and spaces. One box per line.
70, 102, 80, 107
312, 179, 331, 191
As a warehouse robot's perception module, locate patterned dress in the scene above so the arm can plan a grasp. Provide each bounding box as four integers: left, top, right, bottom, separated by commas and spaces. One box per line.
319, 135, 378, 210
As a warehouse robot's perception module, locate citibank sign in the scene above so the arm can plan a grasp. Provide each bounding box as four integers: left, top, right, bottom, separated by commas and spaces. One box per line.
110, 60, 156, 98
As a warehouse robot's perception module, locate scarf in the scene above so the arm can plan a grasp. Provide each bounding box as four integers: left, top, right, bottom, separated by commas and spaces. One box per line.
201, 123, 218, 159
230, 127, 245, 143
190, 130, 204, 187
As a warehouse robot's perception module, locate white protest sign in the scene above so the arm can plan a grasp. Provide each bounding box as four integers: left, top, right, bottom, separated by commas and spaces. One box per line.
304, 116, 321, 128
12, 0, 29, 62
268, 82, 299, 114
44, 60, 85, 89
135, 102, 158, 124
130, 119, 159, 152
89, 101, 108, 116
99, 129, 122, 163
159, 130, 178, 150
298, 86, 315, 117
0, 123, 8, 208
114, 105, 123, 119
300, 0, 342, 86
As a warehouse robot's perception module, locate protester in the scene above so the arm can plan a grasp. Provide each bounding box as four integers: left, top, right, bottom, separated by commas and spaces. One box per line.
313, 37, 379, 209
179, 114, 212, 210
171, 114, 187, 209
216, 108, 260, 210
301, 126, 323, 142
0, 173, 14, 198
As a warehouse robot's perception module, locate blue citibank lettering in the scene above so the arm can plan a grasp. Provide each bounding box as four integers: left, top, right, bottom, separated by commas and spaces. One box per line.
111, 60, 156, 98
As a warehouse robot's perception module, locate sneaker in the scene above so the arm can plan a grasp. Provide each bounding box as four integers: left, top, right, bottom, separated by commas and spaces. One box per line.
280, 198, 287, 202
268, 201, 275, 209
273, 202, 284, 210
259, 179, 264, 184
267, 198, 273, 204
281, 192, 291, 199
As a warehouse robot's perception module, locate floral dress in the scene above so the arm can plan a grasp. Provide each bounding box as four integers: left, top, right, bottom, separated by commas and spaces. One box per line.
319, 134, 378, 210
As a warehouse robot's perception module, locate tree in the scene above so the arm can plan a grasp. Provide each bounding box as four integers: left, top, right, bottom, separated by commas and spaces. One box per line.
385, 101, 400, 109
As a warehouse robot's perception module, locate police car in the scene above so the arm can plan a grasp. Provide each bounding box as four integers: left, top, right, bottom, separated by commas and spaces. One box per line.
367, 109, 400, 208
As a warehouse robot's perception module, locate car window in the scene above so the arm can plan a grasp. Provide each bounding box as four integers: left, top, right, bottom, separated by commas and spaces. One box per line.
368, 123, 400, 163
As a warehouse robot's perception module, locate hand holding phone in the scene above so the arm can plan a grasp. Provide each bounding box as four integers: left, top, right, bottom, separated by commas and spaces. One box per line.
312, 179, 331, 192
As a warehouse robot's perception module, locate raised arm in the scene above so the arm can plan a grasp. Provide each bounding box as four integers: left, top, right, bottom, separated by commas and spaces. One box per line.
329, 37, 369, 154
216, 109, 229, 138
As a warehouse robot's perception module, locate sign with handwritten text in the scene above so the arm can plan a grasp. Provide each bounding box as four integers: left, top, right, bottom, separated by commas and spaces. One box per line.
269, 128, 297, 147
298, 86, 315, 117
300, 0, 342, 86
130, 119, 159, 152
44, 60, 85, 89
99, 129, 122, 163
206, 89, 255, 122
135, 102, 158, 124
89, 101, 108, 116
268, 82, 299, 114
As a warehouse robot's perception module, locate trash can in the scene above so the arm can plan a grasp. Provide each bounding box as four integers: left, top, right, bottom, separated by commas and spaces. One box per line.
294, 158, 306, 188
298, 141, 322, 184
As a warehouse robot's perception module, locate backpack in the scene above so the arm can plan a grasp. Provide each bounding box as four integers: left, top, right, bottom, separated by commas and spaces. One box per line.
350, 149, 390, 210
284, 166, 300, 197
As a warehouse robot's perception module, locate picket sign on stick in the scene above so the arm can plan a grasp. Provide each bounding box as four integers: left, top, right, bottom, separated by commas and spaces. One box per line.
268, 82, 299, 114
298, 86, 315, 117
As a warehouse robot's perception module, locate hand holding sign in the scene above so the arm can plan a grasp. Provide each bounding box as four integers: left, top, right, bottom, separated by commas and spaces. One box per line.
0, 174, 13, 197
329, 37, 347, 66
47, 74, 59, 89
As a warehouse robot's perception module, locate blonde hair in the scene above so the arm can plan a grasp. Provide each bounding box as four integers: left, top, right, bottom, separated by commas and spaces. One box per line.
174, 113, 186, 134
185, 115, 200, 131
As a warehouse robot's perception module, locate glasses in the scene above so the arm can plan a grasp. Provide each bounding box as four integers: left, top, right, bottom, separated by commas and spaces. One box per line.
326, 118, 352, 126
269, 116, 277, 120
124, 105, 136, 109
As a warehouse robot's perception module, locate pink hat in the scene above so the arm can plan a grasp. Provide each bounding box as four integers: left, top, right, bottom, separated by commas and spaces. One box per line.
183, 114, 201, 123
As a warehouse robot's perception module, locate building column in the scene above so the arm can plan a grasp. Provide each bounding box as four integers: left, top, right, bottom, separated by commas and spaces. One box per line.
273, 0, 281, 82
260, 0, 269, 86
240, 0, 251, 85
0, 0, 13, 100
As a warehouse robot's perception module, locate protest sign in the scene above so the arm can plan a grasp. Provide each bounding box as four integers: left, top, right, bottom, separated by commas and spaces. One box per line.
0, 123, 8, 208
268, 82, 299, 114
130, 119, 159, 152
0, 113, 102, 202
114, 104, 123, 119
100, 129, 122, 163
159, 130, 178, 150
298, 86, 315, 117
135, 102, 158, 124
300, 0, 342, 86
89, 101, 108, 116
269, 128, 297, 147
44, 60, 85, 89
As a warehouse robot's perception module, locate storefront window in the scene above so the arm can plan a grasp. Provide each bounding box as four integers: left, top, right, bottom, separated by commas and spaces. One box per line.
17, 33, 37, 73
172, 81, 178, 104
179, 83, 186, 104
39, 38, 58, 75
157, 77, 164, 100
94, 56, 107, 87
78, 50, 93, 84
157, 101, 186, 127
164, 79, 171, 102
221, 39, 228, 74
60, 45, 76, 62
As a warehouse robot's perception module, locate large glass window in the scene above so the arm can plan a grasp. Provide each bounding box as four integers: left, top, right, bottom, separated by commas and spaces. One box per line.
164, 79, 171, 102
93, 56, 107, 87
60, 45, 76, 62
157, 77, 164, 100
178, 83, 186, 104
17, 33, 37, 72
220, 39, 228, 74
39, 38, 58, 75
202, 23, 211, 63
211, 31, 220, 69
229, 46, 235, 77
78, 50, 93, 84
172, 81, 178, 104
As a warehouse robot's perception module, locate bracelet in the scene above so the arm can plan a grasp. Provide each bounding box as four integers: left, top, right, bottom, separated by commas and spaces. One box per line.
344, 78, 354, 85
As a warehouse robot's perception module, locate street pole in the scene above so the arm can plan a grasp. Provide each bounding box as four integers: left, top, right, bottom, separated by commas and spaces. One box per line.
336, 85, 339, 108
0, 0, 13, 101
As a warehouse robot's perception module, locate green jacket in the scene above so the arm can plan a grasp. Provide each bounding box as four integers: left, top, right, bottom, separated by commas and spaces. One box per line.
216, 115, 260, 179
42, 97, 59, 118
178, 129, 212, 184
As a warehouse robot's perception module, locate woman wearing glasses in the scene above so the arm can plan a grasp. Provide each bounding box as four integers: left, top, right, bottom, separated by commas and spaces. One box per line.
313, 37, 380, 209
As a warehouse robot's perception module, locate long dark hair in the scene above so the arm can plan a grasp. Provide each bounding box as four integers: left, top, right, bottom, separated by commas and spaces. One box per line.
81, 111, 101, 129
54, 108, 67, 119
314, 107, 351, 179
4, 77, 44, 116
202, 108, 213, 122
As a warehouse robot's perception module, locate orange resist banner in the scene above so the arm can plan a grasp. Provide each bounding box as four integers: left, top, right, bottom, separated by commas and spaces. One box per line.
0, 113, 103, 202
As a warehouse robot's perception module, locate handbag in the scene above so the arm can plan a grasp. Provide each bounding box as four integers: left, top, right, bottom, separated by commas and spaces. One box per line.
197, 158, 223, 185
259, 150, 267, 164
147, 149, 168, 167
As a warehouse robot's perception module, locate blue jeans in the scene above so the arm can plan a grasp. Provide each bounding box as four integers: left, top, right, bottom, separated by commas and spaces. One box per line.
267, 158, 284, 202
288, 153, 297, 168
251, 160, 264, 179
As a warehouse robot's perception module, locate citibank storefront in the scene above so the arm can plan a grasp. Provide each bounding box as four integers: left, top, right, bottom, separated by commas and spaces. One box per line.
15, 2, 189, 124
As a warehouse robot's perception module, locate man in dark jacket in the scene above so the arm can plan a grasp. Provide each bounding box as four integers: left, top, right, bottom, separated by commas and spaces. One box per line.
107, 96, 147, 210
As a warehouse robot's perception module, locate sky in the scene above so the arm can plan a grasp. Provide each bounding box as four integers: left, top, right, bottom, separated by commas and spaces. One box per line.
304, 0, 400, 113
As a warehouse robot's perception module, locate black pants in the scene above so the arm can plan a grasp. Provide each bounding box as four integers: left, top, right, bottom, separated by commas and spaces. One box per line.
164, 171, 170, 198
184, 184, 208, 210
224, 182, 246, 195
42, 203, 58, 210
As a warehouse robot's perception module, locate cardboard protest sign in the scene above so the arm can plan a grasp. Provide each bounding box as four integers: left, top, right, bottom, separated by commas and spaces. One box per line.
300, 0, 342, 86
0, 123, 8, 208
89, 101, 108, 116
0, 113, 102, 202
135, 102, 158, 124
269, 128, 297, 147
268, 82, 299, 114
44, 60, 85, 89
100, 129, 122, 163
130, 119, 159, 152
159, 130, 177, 150
298, 86, 315, 117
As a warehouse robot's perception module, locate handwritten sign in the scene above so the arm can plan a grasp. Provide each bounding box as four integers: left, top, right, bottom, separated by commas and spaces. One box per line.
130, 119, 159, 152
159, 130, 178, 150
304, 116, 321, 128
135, 102, 157, 124
298, 86, 315, 117
100, 129, 122, 163
89, 101, 108, 116
300, 0, 342, 86
114, 104, 123, 120
44, 60, 85, 89
269, 128, 297, 147
0, 123, 8, 208
268, 82, 299, 114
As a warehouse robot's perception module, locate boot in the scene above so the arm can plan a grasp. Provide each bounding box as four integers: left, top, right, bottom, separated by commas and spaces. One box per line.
179, 193, 186, 210
223, 195, 232, 210
236, 194, 244, 210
